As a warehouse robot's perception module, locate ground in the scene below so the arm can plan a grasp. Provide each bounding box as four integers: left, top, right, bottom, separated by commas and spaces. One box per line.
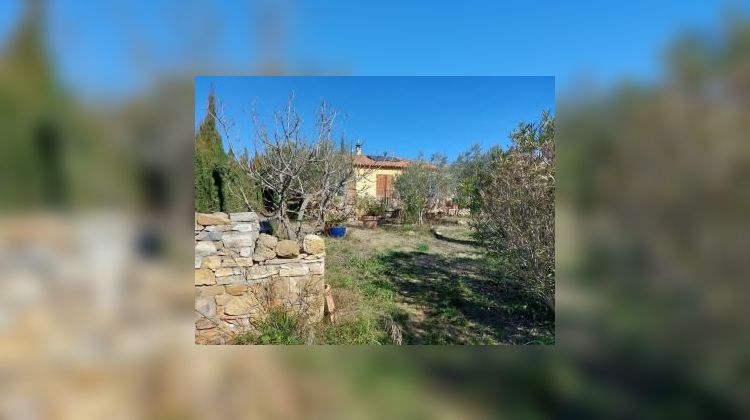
317, 222, 555, 345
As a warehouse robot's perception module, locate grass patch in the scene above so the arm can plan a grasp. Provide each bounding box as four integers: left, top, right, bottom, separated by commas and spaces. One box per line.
316, 317, 386, 345
233, 309, 307, 345
319, 226, 554, 345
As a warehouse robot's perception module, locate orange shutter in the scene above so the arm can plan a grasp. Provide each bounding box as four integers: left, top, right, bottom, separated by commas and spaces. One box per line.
385, 175, 394, 198
376, 175, 385, 198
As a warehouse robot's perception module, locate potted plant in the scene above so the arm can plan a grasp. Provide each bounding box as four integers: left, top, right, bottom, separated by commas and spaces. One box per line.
357, 196, 384, 229
324, 211, 348, 238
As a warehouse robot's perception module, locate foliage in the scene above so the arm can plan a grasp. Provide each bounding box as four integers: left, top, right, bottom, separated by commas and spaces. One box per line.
472, 110, 555, 310
394, 154, 454, 224
451, 144, 504, 212
356, 195, 385, 216
233, 309, 306, 345
214, 96, 366, 240
195, 91, 260, 213
415, 243, 430, 252
317, 317, 385, 345
321, 228, 553, 344
323, 204, 349, 227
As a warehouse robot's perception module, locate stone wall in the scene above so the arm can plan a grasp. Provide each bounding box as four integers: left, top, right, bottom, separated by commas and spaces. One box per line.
194, 212, 326, 344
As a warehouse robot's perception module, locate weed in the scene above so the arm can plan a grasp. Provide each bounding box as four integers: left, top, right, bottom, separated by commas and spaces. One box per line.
415, 243, 430, 252
317, 317, 385, 345
233, 309, 306, 345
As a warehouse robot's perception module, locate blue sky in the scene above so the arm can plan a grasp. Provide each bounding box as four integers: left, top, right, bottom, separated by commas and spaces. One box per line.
1, 1, 746, 99
195, 76, 554, 161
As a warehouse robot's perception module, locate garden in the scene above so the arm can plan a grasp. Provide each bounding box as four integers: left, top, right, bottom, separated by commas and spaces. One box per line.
196, 92, 555, 345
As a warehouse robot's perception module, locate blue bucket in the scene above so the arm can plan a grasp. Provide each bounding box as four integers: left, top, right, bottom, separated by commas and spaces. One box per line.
328, 226, 347, 238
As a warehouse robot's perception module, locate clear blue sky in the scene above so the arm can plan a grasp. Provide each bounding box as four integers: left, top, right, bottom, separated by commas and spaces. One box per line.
195, 76, 554, 161
1, 1, 747, 99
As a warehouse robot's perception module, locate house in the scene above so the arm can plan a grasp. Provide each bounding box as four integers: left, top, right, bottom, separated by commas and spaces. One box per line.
351, 143, 413, 201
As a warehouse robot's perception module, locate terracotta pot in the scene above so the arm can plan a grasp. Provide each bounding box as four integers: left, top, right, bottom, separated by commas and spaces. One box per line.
324, 284, 335, 322
361, 215, 379, 229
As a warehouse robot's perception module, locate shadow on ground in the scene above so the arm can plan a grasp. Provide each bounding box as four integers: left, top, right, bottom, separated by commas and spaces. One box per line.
377, 250, 554, 344
431, 228, 480, 246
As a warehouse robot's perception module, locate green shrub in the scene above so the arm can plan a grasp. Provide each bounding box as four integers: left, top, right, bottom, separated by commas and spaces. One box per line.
394, 154, 454, 225
472, 111, 555, 311
356, 195, 385, 216
233, 309, 307, 345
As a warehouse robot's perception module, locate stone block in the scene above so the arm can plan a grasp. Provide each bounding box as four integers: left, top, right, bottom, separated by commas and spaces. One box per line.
196, 285, 224, 297
224, 295, 255, 316
221, 257, 254, 267
232, 223, 259, 232
307, 262, 324, 275
275, 240, 300, 258
229, 212, 259, 222
194, 269, 215, 286
256, 233, 278, 248
196, 328, 221, 345
216, 274, 246, 285
195, 241, 217, 257
196, 230, 223, 241
196, 212, 230, 226
195, 257, 202, 269
279, 263, 309, 277
239, 247, 254, 257
226, 284, 247, 296
263, 258, 289, 265
200, 256, 222, 269
215, 267, 242, 277
195, 318, 215, 330
247, 265, 277, 281
303, 234, 326, 254
223, 231, 259, 248
253, 233, 277, 262
215, 294, 231, 306
195, 296, 217, 317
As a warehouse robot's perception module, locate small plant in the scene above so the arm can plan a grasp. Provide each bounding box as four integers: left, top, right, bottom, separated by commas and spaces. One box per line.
324, 209, 349, 228
356, 195, 385, 217
416, 243, 430, 252
234, 309, 307, 345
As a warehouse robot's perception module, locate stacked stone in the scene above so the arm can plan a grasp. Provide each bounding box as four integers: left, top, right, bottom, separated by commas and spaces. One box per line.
194, 212, 326, 345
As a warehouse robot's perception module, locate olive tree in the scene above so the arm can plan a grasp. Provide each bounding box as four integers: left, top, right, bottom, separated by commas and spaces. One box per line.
395, 154, 453, 225
473, 110, 555, 310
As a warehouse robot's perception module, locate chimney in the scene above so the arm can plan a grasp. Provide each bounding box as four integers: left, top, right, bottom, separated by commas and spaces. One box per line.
355, 141, 362, 156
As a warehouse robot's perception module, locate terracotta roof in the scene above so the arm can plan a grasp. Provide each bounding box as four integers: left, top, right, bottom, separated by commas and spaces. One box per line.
354, 154, 412, 169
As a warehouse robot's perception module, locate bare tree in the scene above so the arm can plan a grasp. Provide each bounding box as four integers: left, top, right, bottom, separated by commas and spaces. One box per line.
213, 95, 376, 241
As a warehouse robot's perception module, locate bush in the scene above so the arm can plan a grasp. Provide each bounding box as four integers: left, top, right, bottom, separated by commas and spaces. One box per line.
472, 111, 555, 311
356, 195, 385, 217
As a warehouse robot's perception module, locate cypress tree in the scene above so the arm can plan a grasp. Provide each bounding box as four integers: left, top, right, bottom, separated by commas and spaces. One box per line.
194, 91, 226, 212
194, 91, 259, 213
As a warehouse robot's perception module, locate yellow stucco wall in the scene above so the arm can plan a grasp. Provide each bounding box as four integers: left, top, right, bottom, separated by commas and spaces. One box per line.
356, 167, 403, 197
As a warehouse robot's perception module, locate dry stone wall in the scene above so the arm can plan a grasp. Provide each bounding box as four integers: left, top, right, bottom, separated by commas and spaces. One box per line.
194, 212, 326, 344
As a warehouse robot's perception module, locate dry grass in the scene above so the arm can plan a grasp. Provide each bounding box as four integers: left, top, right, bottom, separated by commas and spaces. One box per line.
320, 223, 554, 345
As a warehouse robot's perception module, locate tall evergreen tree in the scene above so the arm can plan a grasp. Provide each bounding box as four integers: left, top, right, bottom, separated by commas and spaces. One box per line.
194, 91, 227, 212
194, 92, 259, 213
